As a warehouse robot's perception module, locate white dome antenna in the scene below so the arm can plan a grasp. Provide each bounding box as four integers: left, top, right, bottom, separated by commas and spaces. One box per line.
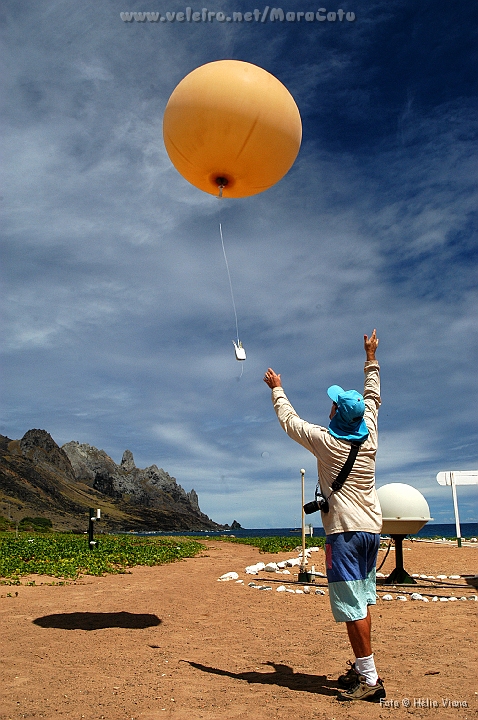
377, 483, 432, 585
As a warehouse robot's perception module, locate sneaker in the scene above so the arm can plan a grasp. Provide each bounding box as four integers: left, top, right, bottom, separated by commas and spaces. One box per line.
338, 675, 386, 702
337, 661, 359, 689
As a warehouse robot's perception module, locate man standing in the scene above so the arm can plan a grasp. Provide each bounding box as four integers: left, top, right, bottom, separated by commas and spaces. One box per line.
263, 330, 385, 702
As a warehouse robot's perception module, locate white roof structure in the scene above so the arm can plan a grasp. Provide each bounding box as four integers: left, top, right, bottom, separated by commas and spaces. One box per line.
436, 471, 478, 486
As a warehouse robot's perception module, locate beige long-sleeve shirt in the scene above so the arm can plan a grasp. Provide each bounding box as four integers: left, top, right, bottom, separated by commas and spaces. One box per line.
271, 361, 382, 536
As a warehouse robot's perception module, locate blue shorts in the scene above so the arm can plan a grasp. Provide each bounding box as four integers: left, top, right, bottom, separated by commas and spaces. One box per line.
325, 531, 380, 623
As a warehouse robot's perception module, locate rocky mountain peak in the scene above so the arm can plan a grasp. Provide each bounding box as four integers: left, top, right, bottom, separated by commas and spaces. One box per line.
121, 450, 136, 472
61, 441, 205, 516
187, 489, 199, 509
18, 429, 76, 482
1, 430, 229, 532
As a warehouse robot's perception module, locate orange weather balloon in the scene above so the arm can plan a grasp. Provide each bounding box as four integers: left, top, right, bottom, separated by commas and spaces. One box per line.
163, 60, 302, 198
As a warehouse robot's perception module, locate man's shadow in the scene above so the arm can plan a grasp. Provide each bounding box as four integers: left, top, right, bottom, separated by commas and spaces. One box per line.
186, 660, 339, 696
33, 612, 162, 630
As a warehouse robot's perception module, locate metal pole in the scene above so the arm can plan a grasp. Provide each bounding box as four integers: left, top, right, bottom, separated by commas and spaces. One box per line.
384, 535, 417, 585
301, 469, 306, 568
297, 469, 310, 582
450, 473, 462, 547
297, 471, 315, 582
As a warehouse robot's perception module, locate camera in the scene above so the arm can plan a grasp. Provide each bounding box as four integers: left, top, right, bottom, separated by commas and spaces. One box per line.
303, 489, 329, 514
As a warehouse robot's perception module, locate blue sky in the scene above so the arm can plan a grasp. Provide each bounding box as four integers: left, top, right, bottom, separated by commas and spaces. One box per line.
1, 0, 477, 528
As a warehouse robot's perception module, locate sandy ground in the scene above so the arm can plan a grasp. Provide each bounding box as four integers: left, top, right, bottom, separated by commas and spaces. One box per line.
1, 539, 477, 720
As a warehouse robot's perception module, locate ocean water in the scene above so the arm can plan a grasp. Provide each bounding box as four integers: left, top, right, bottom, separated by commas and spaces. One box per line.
134, 522, 478, 540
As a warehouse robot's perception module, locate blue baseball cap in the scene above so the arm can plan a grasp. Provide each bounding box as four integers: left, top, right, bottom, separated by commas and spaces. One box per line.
327, 385, 369, 442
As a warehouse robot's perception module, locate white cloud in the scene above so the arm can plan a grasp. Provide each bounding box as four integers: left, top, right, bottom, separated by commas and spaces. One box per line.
376, 431, 436, 473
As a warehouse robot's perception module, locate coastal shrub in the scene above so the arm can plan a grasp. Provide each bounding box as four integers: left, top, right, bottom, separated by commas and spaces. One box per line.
0, 516, 14, 532
0, 533, 205, 580
222, 536, 326, 554
18, 517, 53, 532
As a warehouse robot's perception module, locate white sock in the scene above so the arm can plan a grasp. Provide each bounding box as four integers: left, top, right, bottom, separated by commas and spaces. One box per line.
355, 654, 378, 686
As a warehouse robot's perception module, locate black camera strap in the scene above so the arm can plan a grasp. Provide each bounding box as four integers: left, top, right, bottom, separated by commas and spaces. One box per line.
330, 441, 361, 493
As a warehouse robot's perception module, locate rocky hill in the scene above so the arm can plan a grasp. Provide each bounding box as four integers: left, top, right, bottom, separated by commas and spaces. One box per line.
0, 430, 236, 532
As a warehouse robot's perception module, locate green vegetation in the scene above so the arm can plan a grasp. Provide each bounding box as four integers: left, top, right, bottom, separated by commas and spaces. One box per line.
0, 515, 54, 532
0, 516, 14, 532
18, 517, 53, 532
0, 533, 205, 580
220, 535, 326, 554
0, 528, 327, 582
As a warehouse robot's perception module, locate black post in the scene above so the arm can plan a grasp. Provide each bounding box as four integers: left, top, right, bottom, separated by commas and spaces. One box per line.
384, 534, 416, 584
88, 508, 100, 550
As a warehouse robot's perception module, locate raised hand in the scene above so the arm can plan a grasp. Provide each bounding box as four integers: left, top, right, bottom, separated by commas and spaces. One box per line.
364, 329, 379, 361
263, 368, 282, 389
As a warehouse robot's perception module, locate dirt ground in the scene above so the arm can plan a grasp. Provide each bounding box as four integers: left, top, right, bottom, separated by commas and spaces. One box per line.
1, 539, 477, 720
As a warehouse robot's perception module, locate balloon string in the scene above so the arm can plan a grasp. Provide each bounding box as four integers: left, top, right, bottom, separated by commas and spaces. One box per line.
219, 222, 240, 345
